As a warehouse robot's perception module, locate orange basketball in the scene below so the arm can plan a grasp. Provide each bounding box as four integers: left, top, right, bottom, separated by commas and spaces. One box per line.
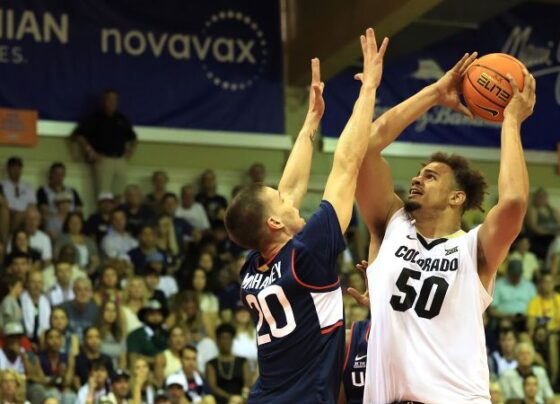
463, 53, 525, 122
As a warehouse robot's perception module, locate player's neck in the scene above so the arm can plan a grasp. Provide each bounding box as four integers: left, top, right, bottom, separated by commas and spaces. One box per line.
260, 233, 291, 261
412, 210, 461, 239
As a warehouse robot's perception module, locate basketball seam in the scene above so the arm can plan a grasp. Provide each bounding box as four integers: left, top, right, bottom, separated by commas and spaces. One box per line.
466, 72, 506, 109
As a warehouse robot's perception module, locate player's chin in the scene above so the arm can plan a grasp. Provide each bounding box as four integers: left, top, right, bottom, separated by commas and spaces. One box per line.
404, 200, 422, 213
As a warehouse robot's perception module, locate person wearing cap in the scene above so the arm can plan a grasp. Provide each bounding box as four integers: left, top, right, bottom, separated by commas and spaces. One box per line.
100, 369, 130, 404
165, 373, 189, 404
72, 89, 137, 199
126, 299, 169, 366
85, 192, 116, 245
490, 259, 537, 332
37, 162, 83, 219
0, 156, 36, 232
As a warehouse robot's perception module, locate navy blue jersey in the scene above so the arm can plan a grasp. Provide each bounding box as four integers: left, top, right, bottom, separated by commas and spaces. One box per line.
342, 321, 370, 404
240, 201, 346, 403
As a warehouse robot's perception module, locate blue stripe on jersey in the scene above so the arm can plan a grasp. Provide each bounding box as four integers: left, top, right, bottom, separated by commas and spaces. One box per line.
343, 320, 370, 404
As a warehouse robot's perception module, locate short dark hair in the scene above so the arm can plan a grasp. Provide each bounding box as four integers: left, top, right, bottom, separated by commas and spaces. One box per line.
6, 274, 22, 290
62, 212, 84, 233
49, 162, 65, 174
6, 156, 22, 167
162, 192, 178, 203
180, 345, 198, 357
426, 152, 487, 212
216, 323, 236, 338
224, 183, 267, 249
6, 251, 31, 266
89, 358, 108, 372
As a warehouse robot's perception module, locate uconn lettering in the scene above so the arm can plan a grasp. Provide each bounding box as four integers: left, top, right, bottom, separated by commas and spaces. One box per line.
394, 246, 458, 272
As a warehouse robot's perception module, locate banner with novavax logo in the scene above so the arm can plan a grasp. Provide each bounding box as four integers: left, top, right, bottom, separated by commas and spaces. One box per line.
0, 0, 284, 134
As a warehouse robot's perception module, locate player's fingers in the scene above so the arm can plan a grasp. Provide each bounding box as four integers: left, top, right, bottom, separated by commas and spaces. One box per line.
506, 73, 520, 95
377, 37, 389, 61
347, 288, 369, 307
455, 103, 474, 120
360, 35, 367, 60
319, 81, 325, 92
354, 73, 364, 82
311, 85, 322, 109
311, 58, 320, 85
367, 28, 377, 55
452, 53, 469, 72
459, 52, 478, 75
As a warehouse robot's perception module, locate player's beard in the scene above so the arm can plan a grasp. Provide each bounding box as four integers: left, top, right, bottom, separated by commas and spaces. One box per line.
404, 200, 422, 213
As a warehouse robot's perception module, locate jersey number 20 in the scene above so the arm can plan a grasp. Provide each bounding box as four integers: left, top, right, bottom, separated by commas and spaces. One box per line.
390, 268, 449, 319
246, 285, 297, 345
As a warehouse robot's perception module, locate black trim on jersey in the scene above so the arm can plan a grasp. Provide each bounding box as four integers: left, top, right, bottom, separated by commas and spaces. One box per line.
416, 234, 448, 250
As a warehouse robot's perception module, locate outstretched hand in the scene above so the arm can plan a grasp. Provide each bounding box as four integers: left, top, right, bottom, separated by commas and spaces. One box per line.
347, 260, 370, 307
503, 69, 536, 123
358, 28, 389, 90
303, 58, 325, 130
433, 52, 478, 119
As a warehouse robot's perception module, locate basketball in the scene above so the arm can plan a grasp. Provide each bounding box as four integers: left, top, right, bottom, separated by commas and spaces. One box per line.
463, 53, 526, 122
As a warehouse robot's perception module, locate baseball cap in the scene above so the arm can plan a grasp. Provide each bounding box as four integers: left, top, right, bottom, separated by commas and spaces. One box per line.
97, 192, 115, 202
111, 369, 130, 383
166, 373, 187, 389
3, 321, 24, 336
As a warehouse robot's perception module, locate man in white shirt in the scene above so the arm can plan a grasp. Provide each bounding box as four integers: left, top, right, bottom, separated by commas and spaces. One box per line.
0, 157, 36, 231
175, 185, 210, 231
166, 346, 215, 404
23, 206, 53, 265
102, 209, 138, 260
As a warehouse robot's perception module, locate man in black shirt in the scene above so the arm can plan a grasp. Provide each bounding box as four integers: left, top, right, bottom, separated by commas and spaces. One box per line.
73, 89, 137, 199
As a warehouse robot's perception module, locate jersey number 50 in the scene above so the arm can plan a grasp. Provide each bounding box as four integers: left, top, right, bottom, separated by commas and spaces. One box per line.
390, 268, 449, 319
246, 285, 297, 345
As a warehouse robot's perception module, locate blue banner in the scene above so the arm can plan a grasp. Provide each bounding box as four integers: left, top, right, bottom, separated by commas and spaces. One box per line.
323, 2, 559, 151
0, 0, 284, 134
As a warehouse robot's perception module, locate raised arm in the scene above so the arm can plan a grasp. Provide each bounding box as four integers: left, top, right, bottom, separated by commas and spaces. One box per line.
356, 53, 477, 233
277, 58, 325, 208
478, 70, 536, 287
323, 28, 388, 233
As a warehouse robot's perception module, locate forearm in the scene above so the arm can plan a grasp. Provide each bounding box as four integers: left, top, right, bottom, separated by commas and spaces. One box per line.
498, 116, 529, 204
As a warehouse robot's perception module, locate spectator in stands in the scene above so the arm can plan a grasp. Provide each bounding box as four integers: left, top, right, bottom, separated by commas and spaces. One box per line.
45, 192, 73, 241
508, 236, 540, 282
127, 300, 168, 365
489, 381, 505, 404
161, 193, 195, 245
155, 325, 188, 387
176, 185, 210, 232
155, 215, 181, 273
6, 230, 41, 270
3, 251, 32, 287
38, 328, 76, 404
102, 209, 138, 261
196, 170, 227, 222
59, 277, 99, 338
0, 195, 9, 245
0, 275, 23, 328
103, 368, 130, 404
144, 267, 168, 312
166, 291, 205, 335
74, 326, 114, 387
187, 268, 219, 340
490, 329, 517, 377
545, 234, 560, 278
85, 192, 115, 245
93, 265, 123, 306
72, 89, 137, 199
519, 373, 540, 404
127, 225, 162, 275
0, 157, 36, 232
23, 206, 53, 266
130, 357, 157, 404
96, 300, 126, 370
247, 162, 266, 184
41, 307, 79, 357
20, 271, 51, 346
76, 358, 111, 404
120, 184, 155, 237
491, 260, 537, 331
55, 212, 100, 276
500, 342, 554, 403
43, 245, 88, 292
165, 373, 190, 404
144, 253, 178, 299
206, 324, 250, 404
121, 276, 148, 335
527, 272, 560, 336
145, 171, 169, 214
217, 257, 243, 322
0, 369, 26, 404
37, 162, 83, 218
231, 306, 257, 374
526, 187, 560, 259
167, 345, 215, 404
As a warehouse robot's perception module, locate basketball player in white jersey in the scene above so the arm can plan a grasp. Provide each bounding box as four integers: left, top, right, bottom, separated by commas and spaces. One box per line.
352, 54, 536, 403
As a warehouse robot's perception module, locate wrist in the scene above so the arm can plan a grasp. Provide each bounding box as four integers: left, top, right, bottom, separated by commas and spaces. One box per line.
426, 83, 444, 105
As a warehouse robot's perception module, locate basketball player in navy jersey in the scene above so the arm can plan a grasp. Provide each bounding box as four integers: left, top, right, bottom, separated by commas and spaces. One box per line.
224, 28, 388, 403
339, 320, 371, 404
350, 53, 536, 403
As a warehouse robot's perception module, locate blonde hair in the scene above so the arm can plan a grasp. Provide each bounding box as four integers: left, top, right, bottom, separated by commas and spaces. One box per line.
122, 276, 149, 306
0, 369, 26, 403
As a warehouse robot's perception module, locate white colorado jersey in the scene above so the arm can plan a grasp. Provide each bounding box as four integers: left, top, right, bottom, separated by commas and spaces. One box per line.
364, 209, 492, 404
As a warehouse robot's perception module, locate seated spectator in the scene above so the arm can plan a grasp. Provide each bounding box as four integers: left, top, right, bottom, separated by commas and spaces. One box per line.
76, 358, 111, 404
500, 342, 554, 403
127, 225, 166, 275
508, 236, 540, 282
47, 261, 75, 307
37, 162, 83, 219
85, 192, 115, 245
176, 185, 210, 232
40, 307, 79, 356
490, 329, 518, 377
45, 192, 74, 241
167, 345, 215, 404
161, 193, 195, 244
196, 170, 228, 222
0, 369, 27, 404
0, 157, 36, 232
5, 230, 41, 271
217, 257, 243, 322
38, 328, 76, 404
145, 171, 169, 214
155, 215, 181, 273
102, 209, 139, 261
520, 374, 539, 404
120, 184, 155, 237
1, 252, 32, 299
144, 253, 178, 299
490, 381, 505, 404
231, 306, 257, 374
525, 187, 560, 259
55, 212, 100, 276
74, 326, 115, 387
545, 234, 560, 278
165, 373, 191, 404
190, 325, 218, 375
101, 368, 130, 404
144, 267, 170, 312
20, 271, 51, 345
491, 260, 537, 331
188, 268, 219, 340
166, 291, 205, 335
130, 357, 157, 404
22, 207, 53, 266
155, 325, 189, 387
121, 276, 148, 335
247, 162, 266, 184
93, 265, 123, 306
96, 300, 127, 370
206, 324, 250, 404
43, 244, 88, 292
59, 277, 99, 338
0, 275, 23, 328
0, 321, 46, 403
212, 222, 241, 264
527, 272, 560, 336
127, 300, 169, 365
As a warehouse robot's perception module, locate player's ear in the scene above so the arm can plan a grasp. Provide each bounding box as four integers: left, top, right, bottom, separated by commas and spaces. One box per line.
450, 190, 467, 208
266, 215, 284, 231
